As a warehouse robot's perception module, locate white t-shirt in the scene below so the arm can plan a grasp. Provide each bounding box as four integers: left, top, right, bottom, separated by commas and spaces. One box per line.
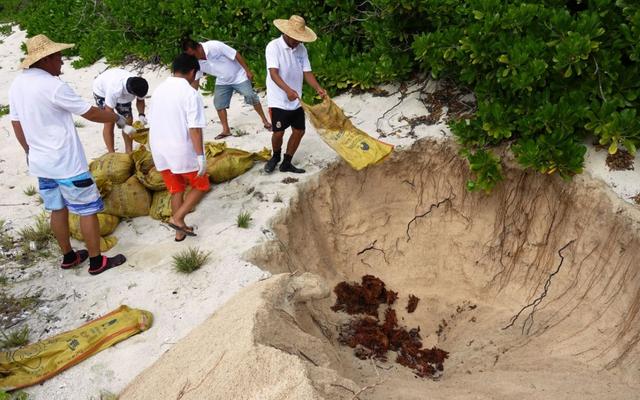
9, 68, 92, 179
265, 36, 312, 110
93, 68, 138, 108
148, 77, 206, 173
195, 40, 247, 86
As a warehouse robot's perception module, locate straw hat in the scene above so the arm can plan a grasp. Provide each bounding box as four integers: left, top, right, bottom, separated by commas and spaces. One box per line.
273, 15, 317, 43
20, 34, 74, 69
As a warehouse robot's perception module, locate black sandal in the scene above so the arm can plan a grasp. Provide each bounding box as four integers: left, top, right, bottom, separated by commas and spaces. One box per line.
89, 254, 126, 275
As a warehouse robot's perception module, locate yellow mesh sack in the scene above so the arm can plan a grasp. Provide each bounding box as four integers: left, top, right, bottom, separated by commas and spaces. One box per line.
302, 97, 393, 170
103, 176, 151, 217
149, 190, 172, 221
99, 235, 118, 252
68, 213, 120, 241
136, 166, 166, 191
204, 142, 271, 183
0, 306, 153, 391
89, 153, 134, 185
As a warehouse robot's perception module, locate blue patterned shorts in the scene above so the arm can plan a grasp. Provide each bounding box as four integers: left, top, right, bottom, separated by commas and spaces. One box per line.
38, 172, 104, 216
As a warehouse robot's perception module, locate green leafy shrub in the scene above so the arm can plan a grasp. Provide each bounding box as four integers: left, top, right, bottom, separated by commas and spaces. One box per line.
172, 246, 210, 274
413, 0, 640, 189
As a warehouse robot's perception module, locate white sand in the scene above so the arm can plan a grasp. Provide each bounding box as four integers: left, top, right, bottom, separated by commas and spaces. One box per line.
1, 25, 639, 399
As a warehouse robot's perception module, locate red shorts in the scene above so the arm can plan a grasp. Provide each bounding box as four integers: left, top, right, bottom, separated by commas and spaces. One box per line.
160, 170, 210, 194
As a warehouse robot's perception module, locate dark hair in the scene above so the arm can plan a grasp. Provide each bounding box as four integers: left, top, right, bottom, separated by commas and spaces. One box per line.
126, 77, 149, 98
180, 38, 199, 52
172, 53, 200, 74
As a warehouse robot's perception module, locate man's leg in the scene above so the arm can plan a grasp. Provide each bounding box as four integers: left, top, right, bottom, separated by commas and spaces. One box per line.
214, 85, 233, 139
280, 128, 306, 173
238, 81, 271, 129
216, 108, 231, 137
172, 189, 206, 227
265, 131, 284, 173
103, 123, 116, 153
50, 207, 72, 255
78, 214, 101, 257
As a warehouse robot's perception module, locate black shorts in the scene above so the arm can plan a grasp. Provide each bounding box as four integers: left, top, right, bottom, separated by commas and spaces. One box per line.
270, 107, 305, 132
94, 94, 133, 119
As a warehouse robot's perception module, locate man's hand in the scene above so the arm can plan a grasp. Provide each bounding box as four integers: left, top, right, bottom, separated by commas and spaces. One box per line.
122, 125, 137, 137
138, 114, 148, 126
246, 70, 254, 81
115, 114, 128, 129
286, 88, 299, 101
196, 154, 207, 177
316, 87, 327, 98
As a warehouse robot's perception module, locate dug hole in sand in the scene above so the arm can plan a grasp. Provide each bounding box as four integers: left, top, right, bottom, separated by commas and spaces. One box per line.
122, 139, 640, 400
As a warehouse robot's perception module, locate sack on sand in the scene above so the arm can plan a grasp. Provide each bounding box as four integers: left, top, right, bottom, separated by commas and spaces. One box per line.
302, 98, 393, 170
103, 176, 152, 218
204, 142, 271, 184
149, 189, 195, 221
68, 213, 120, 240
0, 305, 153, 391
132, 146, 166, 191
149, 190, 172, 221
100, 235, 118, 252
89, 153, 134, 186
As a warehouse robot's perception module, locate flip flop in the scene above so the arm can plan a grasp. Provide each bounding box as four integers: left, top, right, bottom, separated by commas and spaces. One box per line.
214, 132, 232, 140
88, 254, 126, 275
175, 232, 187, 242
61, 249, 89, 269
167, 222, 197, 237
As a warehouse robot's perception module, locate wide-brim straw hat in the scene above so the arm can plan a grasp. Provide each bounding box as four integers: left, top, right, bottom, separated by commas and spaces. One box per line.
20, 34, 74, 69
273, 15, 317, 43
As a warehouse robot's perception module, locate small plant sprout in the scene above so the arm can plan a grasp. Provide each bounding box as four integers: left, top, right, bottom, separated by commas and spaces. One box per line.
23, 185, 37, 197
0, 326, 30, 350
236, 211, 251, 228
74, 120, 85, 128
273, 193, 283, 203
172, 246, 210, 274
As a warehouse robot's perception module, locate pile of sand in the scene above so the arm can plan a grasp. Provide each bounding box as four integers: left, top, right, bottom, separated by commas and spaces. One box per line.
122, 139, 640, 399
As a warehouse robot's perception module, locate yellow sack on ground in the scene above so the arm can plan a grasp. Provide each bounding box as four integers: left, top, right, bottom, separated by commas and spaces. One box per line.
302, 98, 393, 170
103, 176, 152, 218
0, 305, 153, 391
100, 235, 118, 252
89, 153, 134, 185
132, 146, 166, 191
204, 142, 271, 183
68, 213, 120, 241
149, 190, 172, 221
149, 190, 194, 221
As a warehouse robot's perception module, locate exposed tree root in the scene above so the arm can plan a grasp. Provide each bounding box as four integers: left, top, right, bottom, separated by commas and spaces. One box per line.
503, 240, 576, 334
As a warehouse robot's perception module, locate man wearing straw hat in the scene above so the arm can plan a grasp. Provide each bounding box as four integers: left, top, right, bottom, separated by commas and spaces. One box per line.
8, 34, 129, 275
264, 15, 326, 174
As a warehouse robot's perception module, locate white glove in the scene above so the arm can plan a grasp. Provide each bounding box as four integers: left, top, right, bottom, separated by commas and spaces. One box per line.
122, 125, 137, 136
139, 114, 148, 126
196, 154, 206, 176
115, 114, 128, 129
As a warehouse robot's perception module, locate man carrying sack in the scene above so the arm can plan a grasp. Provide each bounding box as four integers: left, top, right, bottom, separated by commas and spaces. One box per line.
148, 53, 210, 242
93, 68, 148, 153
264, 15, 326, 174
8, 34, 128, 275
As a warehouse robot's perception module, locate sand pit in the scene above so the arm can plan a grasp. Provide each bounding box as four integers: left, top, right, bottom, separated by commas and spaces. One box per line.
122, 139, 640, 399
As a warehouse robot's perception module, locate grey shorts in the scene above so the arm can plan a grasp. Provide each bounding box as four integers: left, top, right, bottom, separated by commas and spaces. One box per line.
94, 94, 133, 119
213, 80, 260, 110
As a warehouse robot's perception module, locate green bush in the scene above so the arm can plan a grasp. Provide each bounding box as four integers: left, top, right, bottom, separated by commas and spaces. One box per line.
413, 0, 640, 188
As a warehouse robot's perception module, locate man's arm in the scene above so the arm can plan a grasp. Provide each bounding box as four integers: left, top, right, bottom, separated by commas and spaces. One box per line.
81, 106, 119, 124
269, 68, 298, 101
189, 127, 204, 155
136, 98, 145, 116
235, 52, 254, 81
11, 121, 29, 154
303, 71, 326, 98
